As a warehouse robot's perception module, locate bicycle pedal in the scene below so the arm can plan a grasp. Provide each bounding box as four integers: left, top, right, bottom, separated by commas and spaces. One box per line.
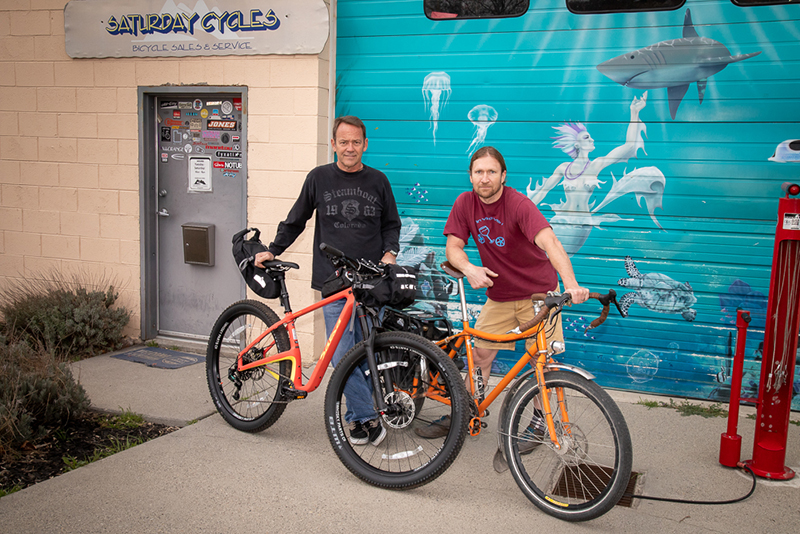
280, 387, 307, 400
468, 417, 482, 436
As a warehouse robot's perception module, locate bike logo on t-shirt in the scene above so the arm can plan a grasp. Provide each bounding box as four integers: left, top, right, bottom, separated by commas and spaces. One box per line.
477, 226, 505, 247
342, 199, 360, 221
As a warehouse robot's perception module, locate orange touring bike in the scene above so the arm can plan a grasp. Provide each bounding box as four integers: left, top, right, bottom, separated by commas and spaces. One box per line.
423, 261, 633, 522
206, 240, 471, 490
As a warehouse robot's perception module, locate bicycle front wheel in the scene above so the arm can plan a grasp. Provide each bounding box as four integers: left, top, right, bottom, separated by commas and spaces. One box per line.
502, 371, 632, 521
206, 300, 291, 433
324, 331, 470, 490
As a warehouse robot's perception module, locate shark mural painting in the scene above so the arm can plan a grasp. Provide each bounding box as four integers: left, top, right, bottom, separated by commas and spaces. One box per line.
597, 9, 762, 120
618, 256, 697, 321
527, 93, 665, 256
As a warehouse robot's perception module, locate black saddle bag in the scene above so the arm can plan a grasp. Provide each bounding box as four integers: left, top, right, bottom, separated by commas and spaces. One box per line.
231, 228, 281, 299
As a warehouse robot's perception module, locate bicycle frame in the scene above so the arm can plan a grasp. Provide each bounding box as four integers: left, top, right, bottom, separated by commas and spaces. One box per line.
437, 277, 570, 446
234, 287, 358, 394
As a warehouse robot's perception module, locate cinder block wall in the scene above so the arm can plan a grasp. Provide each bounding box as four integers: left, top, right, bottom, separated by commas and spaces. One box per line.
0, 1, 330, 355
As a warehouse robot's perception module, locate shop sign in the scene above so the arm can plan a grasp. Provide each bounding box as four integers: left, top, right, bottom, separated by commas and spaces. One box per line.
65, 0, 329, 58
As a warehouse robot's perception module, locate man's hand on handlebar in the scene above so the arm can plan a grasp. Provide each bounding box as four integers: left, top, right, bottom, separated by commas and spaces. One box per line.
254, 251, 274, 268
564, 285, 589, 305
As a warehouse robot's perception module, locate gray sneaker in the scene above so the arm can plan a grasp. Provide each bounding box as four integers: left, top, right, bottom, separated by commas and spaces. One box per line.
517, 426, 546, 455
414, 415, 450, 439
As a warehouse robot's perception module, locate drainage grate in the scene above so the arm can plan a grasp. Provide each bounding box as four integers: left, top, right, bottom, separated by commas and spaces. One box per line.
552, 464, 640, 508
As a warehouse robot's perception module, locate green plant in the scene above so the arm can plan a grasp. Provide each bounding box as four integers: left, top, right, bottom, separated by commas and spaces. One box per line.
100, 410, 145, 430
0, 485, 22, 498
62, 435, 144, 472
145, 340, 159, 348
0, 271, 131, 359
0, 342, 90, 451
636, 398, 728, 418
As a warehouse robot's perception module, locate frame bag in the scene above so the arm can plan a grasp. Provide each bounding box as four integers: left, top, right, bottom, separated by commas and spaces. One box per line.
231, 228, 281, 299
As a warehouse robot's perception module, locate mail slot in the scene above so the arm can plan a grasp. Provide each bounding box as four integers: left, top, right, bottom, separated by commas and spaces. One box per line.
182, 223, 215, 266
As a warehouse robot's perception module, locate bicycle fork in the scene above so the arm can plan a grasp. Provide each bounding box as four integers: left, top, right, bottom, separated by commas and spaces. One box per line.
358, 306, 390, 415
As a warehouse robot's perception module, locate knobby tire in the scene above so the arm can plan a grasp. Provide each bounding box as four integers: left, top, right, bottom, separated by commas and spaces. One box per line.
324, 331, 470, 490
206, 299, 292, 433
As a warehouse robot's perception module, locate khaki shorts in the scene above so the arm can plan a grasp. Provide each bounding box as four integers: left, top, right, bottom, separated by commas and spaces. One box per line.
473, 295, 564, 352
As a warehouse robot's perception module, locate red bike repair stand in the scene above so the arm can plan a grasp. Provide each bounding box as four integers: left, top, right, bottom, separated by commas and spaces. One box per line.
721, 183, 800, 479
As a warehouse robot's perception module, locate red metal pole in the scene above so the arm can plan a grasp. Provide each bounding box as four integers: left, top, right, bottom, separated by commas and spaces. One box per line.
744, 183, 800, 480
719, 310, 751, 467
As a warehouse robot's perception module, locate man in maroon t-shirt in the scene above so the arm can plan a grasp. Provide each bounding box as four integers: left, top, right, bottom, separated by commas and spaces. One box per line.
415, 146, 588, 439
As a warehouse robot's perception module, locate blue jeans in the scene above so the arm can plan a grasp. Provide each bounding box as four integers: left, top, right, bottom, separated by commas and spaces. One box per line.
323, 299, 379, 424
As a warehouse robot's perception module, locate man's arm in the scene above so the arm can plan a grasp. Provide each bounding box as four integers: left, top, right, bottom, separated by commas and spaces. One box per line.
445, 234, 498, 289
533, 227, 589, 304
379, 180, 402, 265
255, 176, 316, 268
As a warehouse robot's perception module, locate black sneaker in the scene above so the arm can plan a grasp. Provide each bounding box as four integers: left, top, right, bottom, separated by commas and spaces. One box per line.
349, 421, 369, 446
365, 418, 387, 446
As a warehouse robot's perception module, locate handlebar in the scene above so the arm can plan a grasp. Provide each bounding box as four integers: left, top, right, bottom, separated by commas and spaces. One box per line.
319, 243, 382, 274
516, 289, 623, 334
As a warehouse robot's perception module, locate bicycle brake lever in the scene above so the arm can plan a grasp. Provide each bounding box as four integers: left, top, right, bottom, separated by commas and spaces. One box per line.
506, 327, 522, 335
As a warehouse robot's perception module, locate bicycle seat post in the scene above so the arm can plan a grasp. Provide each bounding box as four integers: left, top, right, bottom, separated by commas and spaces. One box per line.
457, 278, 468, 324
277, 274, 292, 314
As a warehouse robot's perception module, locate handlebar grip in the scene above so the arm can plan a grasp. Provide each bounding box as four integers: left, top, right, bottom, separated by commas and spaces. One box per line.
319, 242, 345, 258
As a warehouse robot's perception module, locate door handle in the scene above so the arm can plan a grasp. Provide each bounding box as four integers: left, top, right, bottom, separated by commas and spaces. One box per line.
158, 208, 170, 217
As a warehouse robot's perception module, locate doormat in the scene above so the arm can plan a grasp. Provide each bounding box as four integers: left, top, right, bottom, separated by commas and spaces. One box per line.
112, 347, 205, 369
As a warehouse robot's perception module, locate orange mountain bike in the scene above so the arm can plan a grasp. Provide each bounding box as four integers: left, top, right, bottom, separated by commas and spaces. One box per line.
206, 245, 470, 490
428, 261, 633, 521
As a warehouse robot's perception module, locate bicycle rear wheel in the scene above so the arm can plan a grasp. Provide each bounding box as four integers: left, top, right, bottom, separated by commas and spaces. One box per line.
324, 331, 470, 490
206, 300, 291, 432
502, 371, 632, 521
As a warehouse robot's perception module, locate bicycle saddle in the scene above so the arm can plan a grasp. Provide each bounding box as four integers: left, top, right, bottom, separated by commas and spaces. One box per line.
440, 261, 465, 279
262, 260, 299, 271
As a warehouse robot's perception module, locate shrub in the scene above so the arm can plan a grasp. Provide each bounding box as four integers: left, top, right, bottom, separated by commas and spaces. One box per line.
0, 272, 131, 359
0, 342, 90, 452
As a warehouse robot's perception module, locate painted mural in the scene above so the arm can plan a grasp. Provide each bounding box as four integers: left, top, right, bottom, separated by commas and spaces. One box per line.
597, 9, 761, 120
337, 1, 800, 410
526, 93, 665, 256
618, 256, 697, 322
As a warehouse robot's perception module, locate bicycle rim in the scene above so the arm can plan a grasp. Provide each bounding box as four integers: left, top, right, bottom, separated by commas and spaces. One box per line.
503, 371, 632, 521
207, 300, 291, 432
324, 331, 469, 489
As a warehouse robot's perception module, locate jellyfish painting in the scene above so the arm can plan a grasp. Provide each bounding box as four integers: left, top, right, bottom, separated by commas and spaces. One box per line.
527, 92, 666, 255
466, 105, 498, 157
422, 72, 451, 145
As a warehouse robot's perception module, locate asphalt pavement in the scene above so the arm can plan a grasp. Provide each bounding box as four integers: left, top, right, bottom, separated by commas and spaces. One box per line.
1, 345, 798, 533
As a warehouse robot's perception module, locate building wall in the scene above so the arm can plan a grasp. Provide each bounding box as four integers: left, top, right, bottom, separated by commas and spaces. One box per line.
336, 0, 800, 407
0, 1, 330, 355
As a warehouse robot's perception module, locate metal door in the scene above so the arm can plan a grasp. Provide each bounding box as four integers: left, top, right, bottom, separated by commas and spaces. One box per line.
154, 94, 246, 341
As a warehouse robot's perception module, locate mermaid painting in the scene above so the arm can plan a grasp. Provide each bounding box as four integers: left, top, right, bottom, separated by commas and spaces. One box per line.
527, 92, 666, 255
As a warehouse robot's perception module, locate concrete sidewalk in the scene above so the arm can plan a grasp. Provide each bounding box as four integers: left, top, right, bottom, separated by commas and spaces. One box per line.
1, 347, 798, 533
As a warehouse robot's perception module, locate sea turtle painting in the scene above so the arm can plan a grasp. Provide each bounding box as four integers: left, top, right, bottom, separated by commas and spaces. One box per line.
617, 256, 697, 321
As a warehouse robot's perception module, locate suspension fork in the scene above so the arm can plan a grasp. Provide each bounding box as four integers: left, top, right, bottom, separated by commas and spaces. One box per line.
358, 305, 389, 414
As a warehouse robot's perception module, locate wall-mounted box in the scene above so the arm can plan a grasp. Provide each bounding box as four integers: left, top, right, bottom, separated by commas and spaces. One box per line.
182, 223, 215, 266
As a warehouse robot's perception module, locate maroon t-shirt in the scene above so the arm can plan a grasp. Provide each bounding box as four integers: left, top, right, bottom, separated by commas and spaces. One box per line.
444, 186, 558, 302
